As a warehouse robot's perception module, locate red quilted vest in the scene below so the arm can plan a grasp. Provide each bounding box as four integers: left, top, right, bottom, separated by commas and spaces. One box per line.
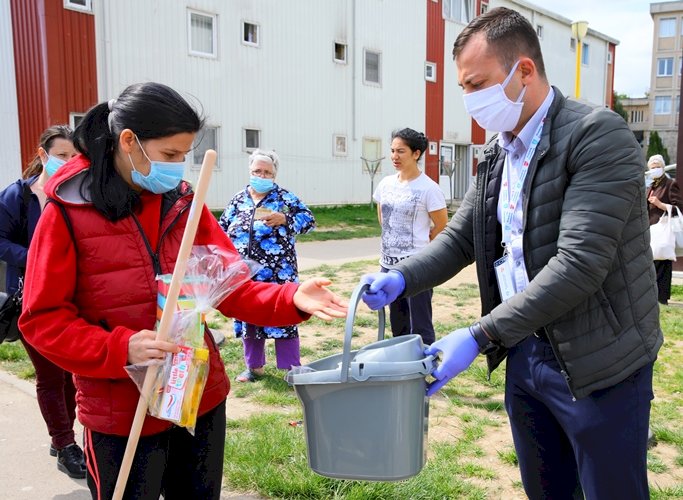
52, 161, 229, 436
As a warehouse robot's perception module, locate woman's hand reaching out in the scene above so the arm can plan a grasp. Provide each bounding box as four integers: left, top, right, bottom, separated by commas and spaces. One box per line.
294, 278, 348, 320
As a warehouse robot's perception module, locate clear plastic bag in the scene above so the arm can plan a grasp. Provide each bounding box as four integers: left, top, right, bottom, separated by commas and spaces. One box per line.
126, 245, 261, 434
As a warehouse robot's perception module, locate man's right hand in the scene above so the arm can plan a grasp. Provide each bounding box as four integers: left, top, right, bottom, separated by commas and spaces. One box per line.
360, 270, 406, 310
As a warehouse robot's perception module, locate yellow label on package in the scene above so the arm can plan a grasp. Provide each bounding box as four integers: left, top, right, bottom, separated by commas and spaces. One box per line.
160, 345, 194, 422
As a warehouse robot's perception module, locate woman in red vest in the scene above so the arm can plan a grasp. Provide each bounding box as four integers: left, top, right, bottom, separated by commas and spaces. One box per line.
19, 82, 347, 499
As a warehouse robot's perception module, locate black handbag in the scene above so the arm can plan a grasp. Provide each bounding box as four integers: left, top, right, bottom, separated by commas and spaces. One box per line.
0, 183, 31, 344
0, 280, 22, 343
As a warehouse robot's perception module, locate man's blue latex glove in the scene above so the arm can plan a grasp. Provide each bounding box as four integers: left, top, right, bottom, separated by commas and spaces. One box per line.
359, 270, 406, 310
424, 327, 480, 396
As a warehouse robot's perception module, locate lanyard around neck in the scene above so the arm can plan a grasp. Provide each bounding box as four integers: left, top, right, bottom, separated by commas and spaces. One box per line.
500, 117, 546, 244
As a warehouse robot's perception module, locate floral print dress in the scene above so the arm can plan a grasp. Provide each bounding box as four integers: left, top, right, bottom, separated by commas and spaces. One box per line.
219, 185, 315, 339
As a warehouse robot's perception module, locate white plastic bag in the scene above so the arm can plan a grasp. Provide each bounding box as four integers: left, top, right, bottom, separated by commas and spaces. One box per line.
671, 206, 683, 257
650, 206, 677, 261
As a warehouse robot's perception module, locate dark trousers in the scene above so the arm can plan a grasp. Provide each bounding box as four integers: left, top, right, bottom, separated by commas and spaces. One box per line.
20, 336, 77, 449
380, 267, 436, 345
84, 400, 226, 500
654, 259, 672, 305
505, 335, 653, 500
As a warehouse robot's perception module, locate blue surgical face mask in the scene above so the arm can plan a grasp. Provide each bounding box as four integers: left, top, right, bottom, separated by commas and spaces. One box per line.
128, 136, 185, 194
44, 155, 67, 177
250, 175, 274, 194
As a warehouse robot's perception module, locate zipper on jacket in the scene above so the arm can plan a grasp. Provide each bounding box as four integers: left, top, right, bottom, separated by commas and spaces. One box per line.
560, 369, 576, 401
537, 325, 578, 401
516, 140, 577, 401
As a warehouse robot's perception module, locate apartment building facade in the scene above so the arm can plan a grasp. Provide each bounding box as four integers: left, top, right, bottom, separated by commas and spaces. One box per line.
649, 1, 683, 161
2, 0, 618, 207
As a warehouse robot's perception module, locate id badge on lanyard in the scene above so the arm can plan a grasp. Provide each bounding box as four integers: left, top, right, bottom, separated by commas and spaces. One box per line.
495, 117, 545, 303
494, 252, 516, 302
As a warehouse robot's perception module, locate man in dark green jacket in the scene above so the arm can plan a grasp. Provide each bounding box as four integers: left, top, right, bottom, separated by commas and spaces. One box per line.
361, 7, 662, 500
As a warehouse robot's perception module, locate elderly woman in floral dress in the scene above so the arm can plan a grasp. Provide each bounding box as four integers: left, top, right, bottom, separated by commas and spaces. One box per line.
219, 149, 315, 382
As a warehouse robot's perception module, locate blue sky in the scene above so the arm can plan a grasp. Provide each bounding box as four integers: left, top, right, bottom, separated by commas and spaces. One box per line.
535, 0, 654, 97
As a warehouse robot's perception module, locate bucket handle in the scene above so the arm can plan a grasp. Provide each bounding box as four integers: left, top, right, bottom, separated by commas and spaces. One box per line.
340, 283, 385, 383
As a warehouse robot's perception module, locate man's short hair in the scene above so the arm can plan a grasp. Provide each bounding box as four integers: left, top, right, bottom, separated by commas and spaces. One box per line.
453, 7, 546, 80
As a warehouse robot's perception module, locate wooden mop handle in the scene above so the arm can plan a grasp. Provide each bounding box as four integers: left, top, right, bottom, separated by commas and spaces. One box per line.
113, 150, 216, 499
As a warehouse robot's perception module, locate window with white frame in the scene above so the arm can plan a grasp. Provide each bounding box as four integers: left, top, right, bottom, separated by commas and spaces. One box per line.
188, 10, 217, 57
425, 62, 437, 82
243, 22, 259, 46
64, 0, 92, 13
607, 52, 612, 64
570, 37, 576, 52
364, 50, 381, 85
536, 24, 543, 39
655, 96, 672, 115
658, 57, 674, 76
660, 17, 676, 37
69, 112, 85, 129
677, 95, 680, 113
193, 126, 219, 169
244, 128, 260, 151
334, 42, 347, 64
333, 134, 347, 156
443, 0, 473, 24
581, 43, 590, 65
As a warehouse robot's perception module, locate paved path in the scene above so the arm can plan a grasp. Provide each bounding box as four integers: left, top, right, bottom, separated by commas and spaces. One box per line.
0, 369, 263, 499
297, 236, 480, 286
297, 236, 381, 270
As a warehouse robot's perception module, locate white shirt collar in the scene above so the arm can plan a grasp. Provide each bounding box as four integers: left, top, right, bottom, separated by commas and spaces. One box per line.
499, 87, 555, 152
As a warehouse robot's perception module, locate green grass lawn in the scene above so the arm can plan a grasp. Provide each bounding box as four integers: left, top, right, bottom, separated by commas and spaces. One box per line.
212, 204, 381, 242
217, 283, 683, 499
2, 279, 681, 498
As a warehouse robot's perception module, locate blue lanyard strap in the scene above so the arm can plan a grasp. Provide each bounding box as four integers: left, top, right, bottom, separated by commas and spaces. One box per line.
500, 117, 546, 244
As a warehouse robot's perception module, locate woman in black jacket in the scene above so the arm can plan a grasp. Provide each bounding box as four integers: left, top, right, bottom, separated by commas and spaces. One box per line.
647, 154, 682, 305
0, 125, 85, 478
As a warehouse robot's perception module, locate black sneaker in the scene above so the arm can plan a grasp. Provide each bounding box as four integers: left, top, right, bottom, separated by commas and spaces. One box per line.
57, 443, 86, 479
49, 445, 57, 457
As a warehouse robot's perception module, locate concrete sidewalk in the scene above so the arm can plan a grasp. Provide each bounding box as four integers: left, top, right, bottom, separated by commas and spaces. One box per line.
0, 369, 89, 499
0, 368, 263, 500
297, 236, 381, 270
296, 236, 480, 286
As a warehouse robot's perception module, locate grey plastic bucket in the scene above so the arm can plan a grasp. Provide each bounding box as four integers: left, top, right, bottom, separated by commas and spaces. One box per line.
287, 283, 435, 481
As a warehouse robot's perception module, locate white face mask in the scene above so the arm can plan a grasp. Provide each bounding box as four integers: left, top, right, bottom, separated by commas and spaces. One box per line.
462, 60, 526, 132
649, 167, 664, 178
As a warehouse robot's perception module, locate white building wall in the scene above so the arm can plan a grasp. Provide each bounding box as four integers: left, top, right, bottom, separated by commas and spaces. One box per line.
90, 0, 616, 208
94, 0, 425, 208
0, 0, 22, 190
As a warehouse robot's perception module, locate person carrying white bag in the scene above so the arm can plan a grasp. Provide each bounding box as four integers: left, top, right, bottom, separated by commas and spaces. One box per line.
647, 154, 683, 305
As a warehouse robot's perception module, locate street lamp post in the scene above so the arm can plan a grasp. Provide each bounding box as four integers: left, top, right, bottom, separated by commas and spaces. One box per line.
571, 20, 589, 99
